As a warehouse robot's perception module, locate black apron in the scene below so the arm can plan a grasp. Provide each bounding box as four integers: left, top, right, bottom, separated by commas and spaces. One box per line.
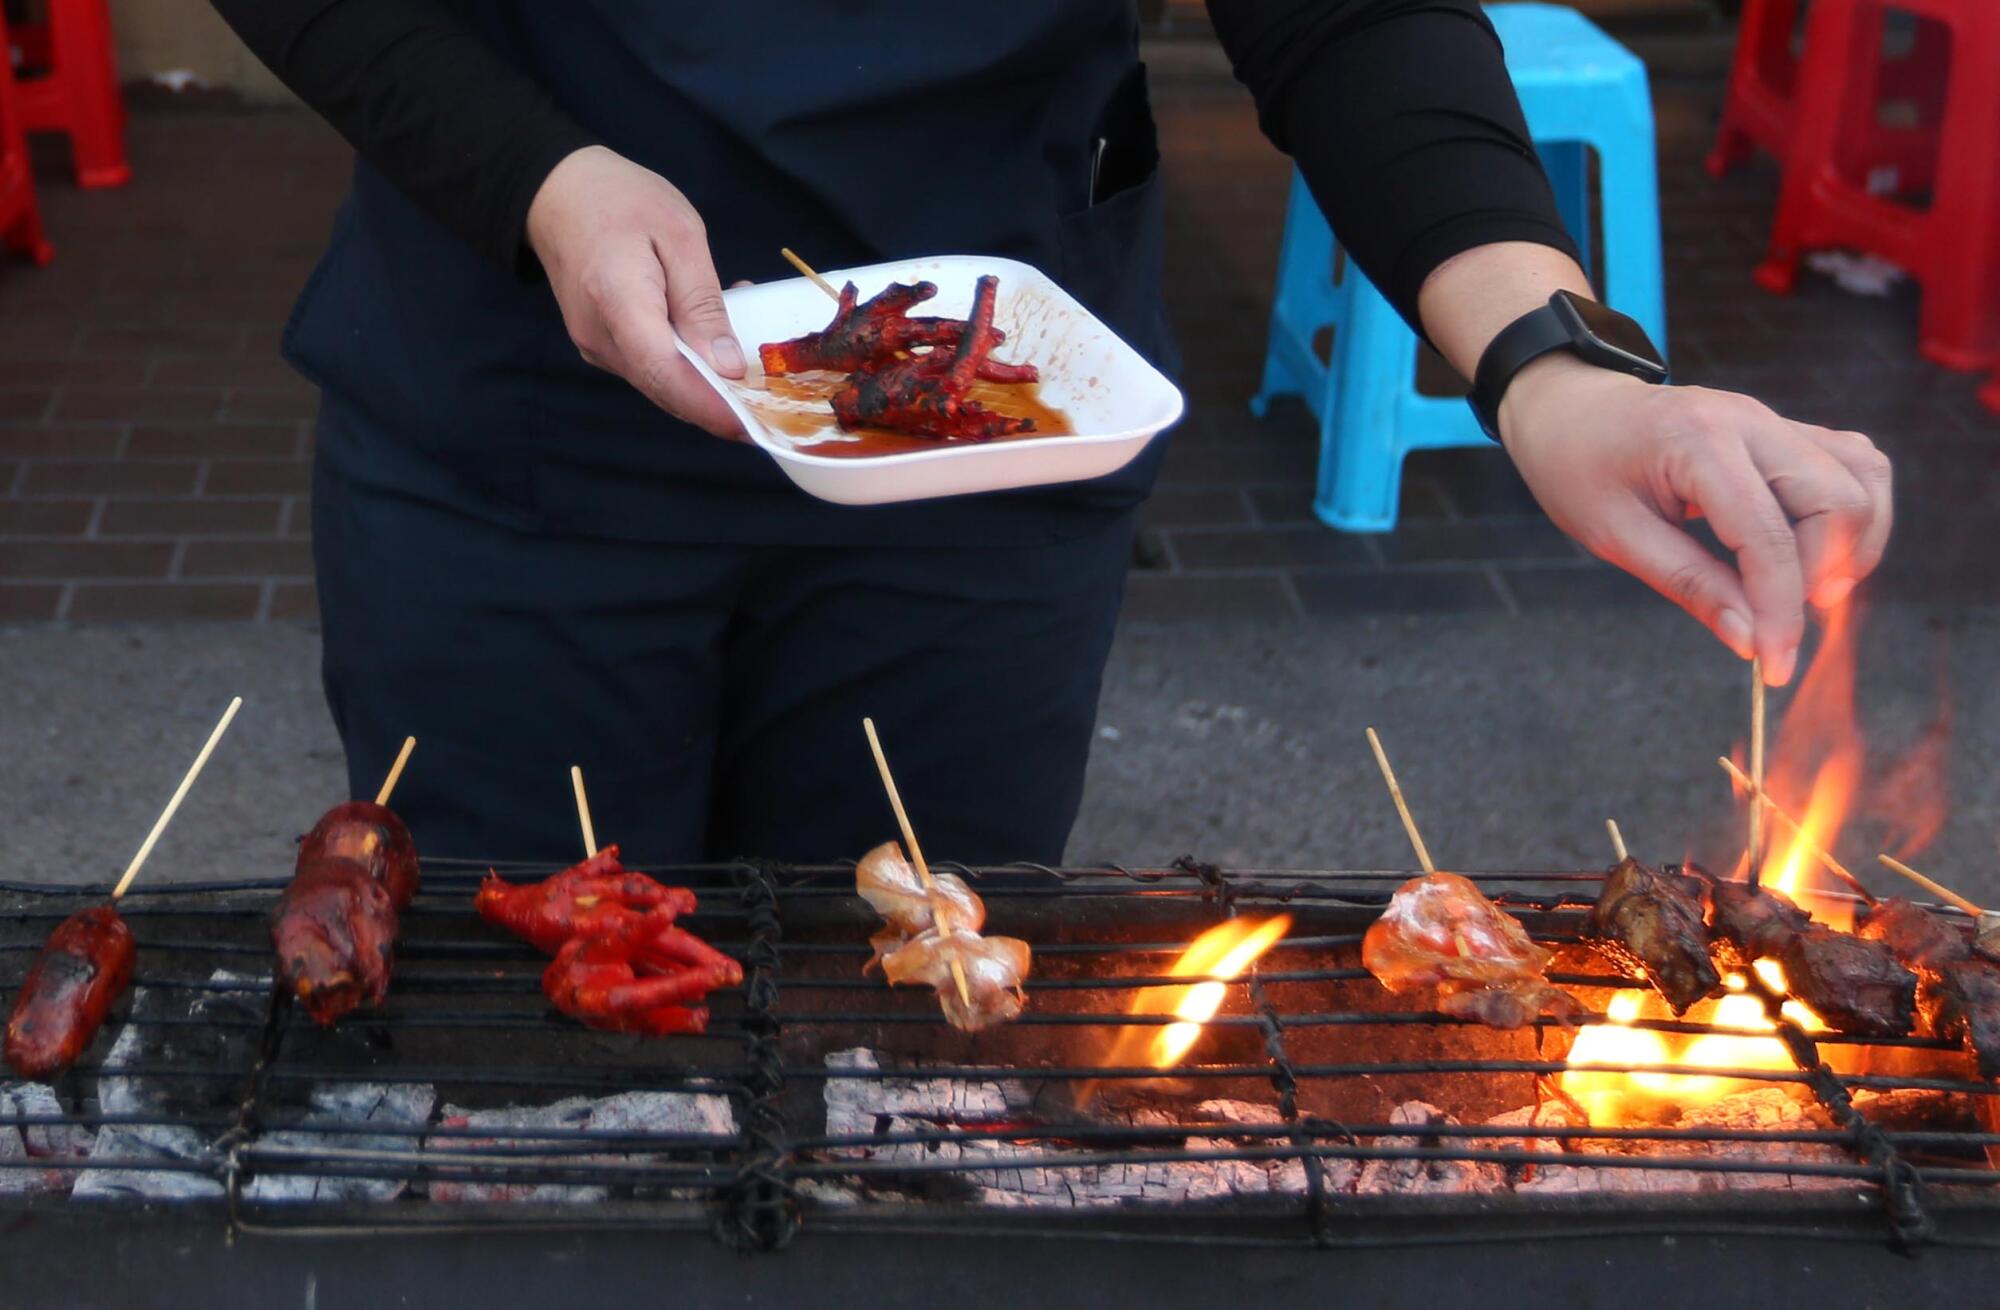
282, 0, 1178, 546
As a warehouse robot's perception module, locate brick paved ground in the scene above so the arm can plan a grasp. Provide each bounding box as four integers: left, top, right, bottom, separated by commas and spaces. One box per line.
0, 26, 1993, 624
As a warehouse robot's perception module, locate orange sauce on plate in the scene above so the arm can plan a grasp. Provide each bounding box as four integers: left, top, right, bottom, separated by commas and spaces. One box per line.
743, 371, 1073, 459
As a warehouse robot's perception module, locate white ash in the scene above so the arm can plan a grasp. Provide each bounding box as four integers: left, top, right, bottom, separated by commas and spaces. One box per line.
425, 1090, 735, 1204
1513, 1089, 1855, 1196
245, 1081, 437, 1204
73, 988, 226, 1201
1353, 1102, 1507, 1196
817, 1048, 1317, 1208
0, 1083, 96, 1196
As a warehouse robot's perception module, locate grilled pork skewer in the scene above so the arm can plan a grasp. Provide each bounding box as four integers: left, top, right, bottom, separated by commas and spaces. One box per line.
1678, 867, 1917, 1037
1585, 858, 1723, 1015
1858, 898, 2000, 1078
1363, 872, 1583, 1030
856, 841, 1030, 1032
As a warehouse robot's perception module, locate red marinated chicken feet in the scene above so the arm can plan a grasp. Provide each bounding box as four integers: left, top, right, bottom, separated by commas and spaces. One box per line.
542, 909, 744, 1036
474, 845, 696, 954
831, 274, 1039, 441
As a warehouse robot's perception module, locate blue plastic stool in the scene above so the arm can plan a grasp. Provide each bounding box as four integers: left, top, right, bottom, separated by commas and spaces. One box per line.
1249, 3, 1667, 532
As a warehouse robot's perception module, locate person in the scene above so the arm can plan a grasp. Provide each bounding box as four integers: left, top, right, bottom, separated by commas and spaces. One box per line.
213, 0, 1892, 865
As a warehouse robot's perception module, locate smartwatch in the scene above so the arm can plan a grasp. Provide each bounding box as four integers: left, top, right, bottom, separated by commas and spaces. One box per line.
1469, 290, 1668, 441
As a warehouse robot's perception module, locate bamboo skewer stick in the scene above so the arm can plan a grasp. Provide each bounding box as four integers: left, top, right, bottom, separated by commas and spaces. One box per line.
862, 718, 974, 1010
1748, 657, 1767, 886
781, 247, 840, 301
111, 697, 243, 901
1365, 728, 1435, 875
1878, 854, 1985, 919
374, 736, 416, 807
570, 765, 598, 859
1606, 819, 1629, 863
1716, 756, 1876, 905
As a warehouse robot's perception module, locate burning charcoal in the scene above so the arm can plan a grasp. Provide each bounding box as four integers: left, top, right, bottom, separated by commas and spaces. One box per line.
423, 1089, 734, 1205
1585, 859, 1723, 1014
0, 1081, 95, 1195
1774, 927, 1916, 1037
245, 1082, 437, 1203
1858, 898, 1971, 972
1353, 1102, 1505, 1196
1919, 960, 2000, 1079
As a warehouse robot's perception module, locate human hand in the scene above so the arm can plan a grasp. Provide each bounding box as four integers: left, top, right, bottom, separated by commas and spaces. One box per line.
526, 146, 745, 439
1497, 354, 1893, 684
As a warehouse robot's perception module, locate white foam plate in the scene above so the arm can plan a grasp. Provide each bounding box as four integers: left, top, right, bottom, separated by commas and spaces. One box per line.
674, 255, 1184, 506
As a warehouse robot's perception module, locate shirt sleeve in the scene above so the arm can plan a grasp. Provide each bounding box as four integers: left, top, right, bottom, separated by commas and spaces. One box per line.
209, 0, 597, 278
1206, 0, 1580, 329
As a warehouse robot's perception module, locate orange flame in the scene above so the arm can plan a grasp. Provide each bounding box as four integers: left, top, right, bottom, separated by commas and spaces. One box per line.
1098, 916, 1292, 1074
1750, 601, 1867, 929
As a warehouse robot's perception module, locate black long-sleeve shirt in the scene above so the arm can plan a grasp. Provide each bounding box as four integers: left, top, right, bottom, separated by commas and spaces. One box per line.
212, 0, 1574, 325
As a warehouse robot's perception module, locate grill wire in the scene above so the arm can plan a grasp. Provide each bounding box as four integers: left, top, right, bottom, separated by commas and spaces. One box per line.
0, 858, 1995, 1252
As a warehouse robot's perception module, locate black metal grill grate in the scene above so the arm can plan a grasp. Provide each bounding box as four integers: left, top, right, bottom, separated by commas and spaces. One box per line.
1, 860, 1995, 1251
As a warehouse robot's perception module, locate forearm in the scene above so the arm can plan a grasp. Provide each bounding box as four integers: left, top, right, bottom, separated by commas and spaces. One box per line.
1415, 240, 1597, 438
210, 0, 595, 276
1210, 0, 1578, 326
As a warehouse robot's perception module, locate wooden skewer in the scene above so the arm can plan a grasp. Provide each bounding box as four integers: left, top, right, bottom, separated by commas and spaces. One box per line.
373, 736, 416, 807
1716, 756, 1876, 905
780, 247, 840, 301
1878, 854, 1985, 919
570, 765, 597, 859
111, 696, 243, 901
1748, 657, 1767, 886
861, 718, 973, 1010
1606, 819, 1629, 863
1365, 728, 1435, 875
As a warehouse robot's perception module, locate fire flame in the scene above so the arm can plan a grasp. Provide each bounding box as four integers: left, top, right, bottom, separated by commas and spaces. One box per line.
1148, 916, 1293, 1067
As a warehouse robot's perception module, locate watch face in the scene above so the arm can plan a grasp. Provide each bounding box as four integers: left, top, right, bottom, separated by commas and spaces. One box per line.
1553, 291, 1667, 376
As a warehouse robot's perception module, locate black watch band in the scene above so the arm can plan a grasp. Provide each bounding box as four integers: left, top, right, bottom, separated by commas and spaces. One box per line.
1469, 290, 1668, 441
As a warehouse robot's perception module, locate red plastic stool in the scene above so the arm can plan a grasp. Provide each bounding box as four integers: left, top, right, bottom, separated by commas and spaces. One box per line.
1755, 0, 2000, 373
0, 14, 55, 265
1980, 371, 1999, 417
1708, 0, 1946, 189
7, 0, 130, 189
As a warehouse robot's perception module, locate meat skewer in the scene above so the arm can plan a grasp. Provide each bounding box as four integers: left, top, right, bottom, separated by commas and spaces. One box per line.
1878, 854, 2000, 960
1678, 867, 1917, 1037
1857, 897, 2000, 1078
1584, 856, 1723, 1015
474, 770, 739, 1035
5, 697, 243, 1079
272, 737, 421, 1026
855, 841, 1029, 1032
1359, 730, 1580, 1029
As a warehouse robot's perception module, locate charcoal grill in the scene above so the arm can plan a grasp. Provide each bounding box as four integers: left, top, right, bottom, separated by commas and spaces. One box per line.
1, 858, 1996, 1307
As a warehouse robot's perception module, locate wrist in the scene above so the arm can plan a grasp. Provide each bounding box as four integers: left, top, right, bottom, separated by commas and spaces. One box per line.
525, 145, 613, 267
1494, 351, 1649, 450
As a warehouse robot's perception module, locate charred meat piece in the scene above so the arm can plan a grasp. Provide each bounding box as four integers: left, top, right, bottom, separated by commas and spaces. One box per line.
1920, 960, 2000, 1079
831, 275, 1040, 442
1775, 925, 1917, 1037
856, 841, 1030, 1032
541, 906, 743, 1037
1700, 875, 1814, 968
3, 904, 137, 1079
273, 856, 399, 1026
1363, 872, 1583, 1030
1857, 898, 1971, 972
298, 800, 420, 910
1585, 858, 1722, 1014
1858, 898, 1997, 1075
475, 846, 696, 954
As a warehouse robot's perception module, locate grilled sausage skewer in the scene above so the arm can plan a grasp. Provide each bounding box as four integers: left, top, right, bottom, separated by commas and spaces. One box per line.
4, 697, 243, 1079
272, 737, 420, 1026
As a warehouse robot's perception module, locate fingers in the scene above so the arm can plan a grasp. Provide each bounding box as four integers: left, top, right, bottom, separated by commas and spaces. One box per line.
1800, 424, 1894, 602
1740, 413, 1878, 610
600, 285, 746, 441
1665, 421, 1805, 683
656, 234, 745, 379
1592, 500, 1757, 661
